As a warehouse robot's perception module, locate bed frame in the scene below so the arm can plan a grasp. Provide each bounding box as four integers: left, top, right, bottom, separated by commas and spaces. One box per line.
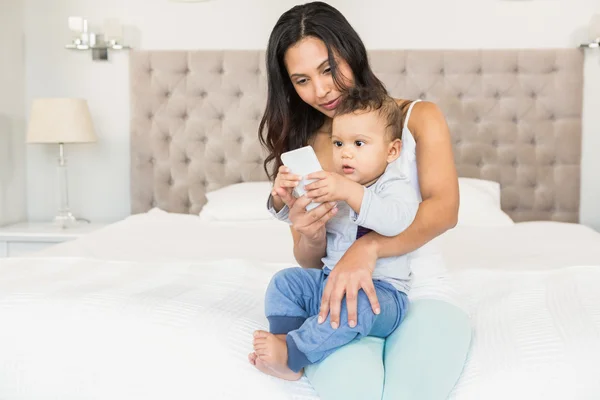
129, 49, 584, 223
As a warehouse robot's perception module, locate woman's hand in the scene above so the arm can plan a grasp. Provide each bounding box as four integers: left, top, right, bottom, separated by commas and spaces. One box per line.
318, 236, 381, 329
274, 185, 338, 243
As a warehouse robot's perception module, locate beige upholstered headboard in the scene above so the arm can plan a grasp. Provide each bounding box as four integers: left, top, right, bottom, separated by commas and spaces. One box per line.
130, 49, 584, 222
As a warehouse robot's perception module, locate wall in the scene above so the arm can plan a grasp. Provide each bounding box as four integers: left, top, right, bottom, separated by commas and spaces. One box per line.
580, 51, 600, 231
0, 0, 27, 226
23, 0, 600, 228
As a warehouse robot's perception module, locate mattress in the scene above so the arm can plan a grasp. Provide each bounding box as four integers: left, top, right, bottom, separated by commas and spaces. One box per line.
38, 208, 600, 271
2, 208, 600, 400
37, 208, 297, 265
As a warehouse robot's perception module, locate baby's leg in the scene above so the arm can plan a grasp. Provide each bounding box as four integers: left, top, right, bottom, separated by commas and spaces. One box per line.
286, 280, 408, 372
263, 267, 325, 334
250, 267, 325, 379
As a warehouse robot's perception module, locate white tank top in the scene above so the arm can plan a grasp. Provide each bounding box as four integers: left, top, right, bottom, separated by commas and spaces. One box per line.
393, 100, 465, 309
397, 100, 423, 201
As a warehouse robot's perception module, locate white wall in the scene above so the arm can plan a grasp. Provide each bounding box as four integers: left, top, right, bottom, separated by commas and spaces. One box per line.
0, 0, 27, 226
580, 51, 600, 232
23, 0, 600, 228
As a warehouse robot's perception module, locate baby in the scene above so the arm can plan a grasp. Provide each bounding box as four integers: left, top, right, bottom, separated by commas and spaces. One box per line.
250, 88, 419, 380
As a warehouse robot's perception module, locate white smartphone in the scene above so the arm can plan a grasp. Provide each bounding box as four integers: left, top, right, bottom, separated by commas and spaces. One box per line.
280, 145, 323, 211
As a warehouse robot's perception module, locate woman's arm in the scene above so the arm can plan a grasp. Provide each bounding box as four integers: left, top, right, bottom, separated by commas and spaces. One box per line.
290, 227, 326, 269
317, 101, 459, 328
361, 101, 459, 257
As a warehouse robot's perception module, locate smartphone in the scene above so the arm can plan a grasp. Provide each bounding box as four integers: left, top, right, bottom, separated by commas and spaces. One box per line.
280, 145, 323, 211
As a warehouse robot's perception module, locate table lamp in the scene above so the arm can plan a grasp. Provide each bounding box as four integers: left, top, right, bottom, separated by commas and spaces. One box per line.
26, 98, 97, 228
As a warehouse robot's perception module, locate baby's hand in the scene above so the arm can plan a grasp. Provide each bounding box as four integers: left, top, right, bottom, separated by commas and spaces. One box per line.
304, 171, 349, 203
272, 165, 302, 210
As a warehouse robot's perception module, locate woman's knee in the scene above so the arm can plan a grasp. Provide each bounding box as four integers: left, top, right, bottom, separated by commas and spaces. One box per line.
304, 336, 385, 400
382, 299, 472, 400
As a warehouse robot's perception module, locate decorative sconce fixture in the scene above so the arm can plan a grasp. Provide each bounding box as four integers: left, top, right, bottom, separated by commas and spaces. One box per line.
580, 14, 600, 49
65, 17, 131, 61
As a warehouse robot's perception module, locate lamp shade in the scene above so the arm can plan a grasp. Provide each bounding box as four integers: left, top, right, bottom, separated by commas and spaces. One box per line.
26, 98, 97, 144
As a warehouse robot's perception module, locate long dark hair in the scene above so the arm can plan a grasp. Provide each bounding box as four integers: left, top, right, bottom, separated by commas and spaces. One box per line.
258, 1, 388, 180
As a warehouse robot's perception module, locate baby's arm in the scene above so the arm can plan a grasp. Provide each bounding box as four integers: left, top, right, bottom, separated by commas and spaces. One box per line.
267, 194, 292, 224
302, 171, 416, 237
350, 178, 419, 237
341, 180, 366, 215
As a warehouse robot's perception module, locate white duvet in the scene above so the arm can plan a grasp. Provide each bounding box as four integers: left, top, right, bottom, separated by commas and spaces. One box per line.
0, 257, 316, 400
2, 209, 600, 400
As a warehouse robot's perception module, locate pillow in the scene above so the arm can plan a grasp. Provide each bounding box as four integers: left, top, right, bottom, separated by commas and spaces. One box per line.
198, 181, 276, 221
199, 178, 514, 226
459, 177, 501, 207
457, 177, 514, 226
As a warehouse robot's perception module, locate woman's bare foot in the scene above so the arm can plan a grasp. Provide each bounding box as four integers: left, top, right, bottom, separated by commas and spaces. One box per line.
252, 330, 303, 381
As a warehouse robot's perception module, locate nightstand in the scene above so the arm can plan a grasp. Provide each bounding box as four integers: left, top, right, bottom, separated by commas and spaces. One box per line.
0, 222, 107, 258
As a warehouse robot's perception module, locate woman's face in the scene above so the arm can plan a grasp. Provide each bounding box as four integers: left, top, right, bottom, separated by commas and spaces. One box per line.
284, 36, 355, 118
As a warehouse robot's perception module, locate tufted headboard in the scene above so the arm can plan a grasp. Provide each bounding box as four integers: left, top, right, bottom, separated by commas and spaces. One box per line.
130, 49, 584, 222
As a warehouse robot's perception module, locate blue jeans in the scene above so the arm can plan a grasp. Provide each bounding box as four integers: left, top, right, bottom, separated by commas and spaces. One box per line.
264, 267, 409, 373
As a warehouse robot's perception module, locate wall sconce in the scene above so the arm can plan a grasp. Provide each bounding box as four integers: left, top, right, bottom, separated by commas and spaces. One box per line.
65, 17, 131, 61
580, 14, 600, 49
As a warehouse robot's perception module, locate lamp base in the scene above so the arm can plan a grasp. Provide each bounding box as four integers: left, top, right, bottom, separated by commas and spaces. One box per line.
53, 212, 90, 229
53, 211, 78, 229
53, 143, 91, 229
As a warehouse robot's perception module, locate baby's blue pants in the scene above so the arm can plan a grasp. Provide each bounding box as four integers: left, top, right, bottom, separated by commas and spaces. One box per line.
264, 267, 408, 373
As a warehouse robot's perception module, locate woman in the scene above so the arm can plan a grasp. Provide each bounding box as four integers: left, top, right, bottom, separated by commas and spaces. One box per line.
253, 2, 472, 399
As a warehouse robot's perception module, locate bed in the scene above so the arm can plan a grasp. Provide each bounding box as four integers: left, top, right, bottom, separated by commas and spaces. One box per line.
1, 49, 600, 400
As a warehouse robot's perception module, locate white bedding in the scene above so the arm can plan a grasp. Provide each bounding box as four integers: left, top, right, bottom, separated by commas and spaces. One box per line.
0, 257, 317, 400
3, 208, 600, 400
37, 208, 297, 264
38, 208, 600, 271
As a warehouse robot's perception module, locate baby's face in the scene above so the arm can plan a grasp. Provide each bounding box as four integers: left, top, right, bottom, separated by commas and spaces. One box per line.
331, 110, 397, 186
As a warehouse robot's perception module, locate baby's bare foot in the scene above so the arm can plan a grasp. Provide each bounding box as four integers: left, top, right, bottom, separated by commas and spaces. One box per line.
248, 335, 284, 366
248, 351, 258, 366
252, 330, 303, 381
